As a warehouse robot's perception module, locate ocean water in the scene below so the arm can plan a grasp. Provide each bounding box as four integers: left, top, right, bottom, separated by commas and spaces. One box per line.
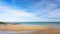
18, 22, 60, 26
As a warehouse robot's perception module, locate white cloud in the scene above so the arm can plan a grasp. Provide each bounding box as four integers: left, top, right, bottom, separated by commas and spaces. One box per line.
44, 9, 60, 18
0, 3, 35, 22
0, 4, 35, 17
0, 5, 54, 22
29, 0, 60, 19
0, 1, 60, 22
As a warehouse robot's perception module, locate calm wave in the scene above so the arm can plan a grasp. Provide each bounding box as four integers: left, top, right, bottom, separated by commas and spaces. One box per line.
18, 22, 60, 25
7, 22, 60, 26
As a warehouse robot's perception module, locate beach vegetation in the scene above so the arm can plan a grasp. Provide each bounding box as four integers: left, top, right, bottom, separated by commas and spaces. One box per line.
0, 22, 7, 25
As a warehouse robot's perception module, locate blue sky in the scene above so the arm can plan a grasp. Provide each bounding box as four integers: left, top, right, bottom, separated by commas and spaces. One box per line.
0, 0, 60, 22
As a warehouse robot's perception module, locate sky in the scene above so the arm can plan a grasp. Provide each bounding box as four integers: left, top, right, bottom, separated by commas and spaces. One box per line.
0, 0, 60, 22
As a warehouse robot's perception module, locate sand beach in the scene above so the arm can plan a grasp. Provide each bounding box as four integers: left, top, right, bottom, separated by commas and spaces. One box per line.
0, 25, 60, 34
0, 25, 50, 31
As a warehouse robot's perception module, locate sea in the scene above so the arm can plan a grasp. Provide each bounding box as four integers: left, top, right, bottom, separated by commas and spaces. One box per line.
14, 22, 60, 26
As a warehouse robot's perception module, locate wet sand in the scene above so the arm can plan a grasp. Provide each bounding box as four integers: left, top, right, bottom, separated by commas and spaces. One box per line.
0, 30, 60, 34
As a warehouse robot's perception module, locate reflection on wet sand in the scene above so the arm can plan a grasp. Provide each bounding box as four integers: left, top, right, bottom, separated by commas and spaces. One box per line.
0, 29, 60, 34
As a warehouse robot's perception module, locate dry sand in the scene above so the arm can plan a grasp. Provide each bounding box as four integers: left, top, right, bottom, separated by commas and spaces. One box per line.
0, 25, 50, 31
